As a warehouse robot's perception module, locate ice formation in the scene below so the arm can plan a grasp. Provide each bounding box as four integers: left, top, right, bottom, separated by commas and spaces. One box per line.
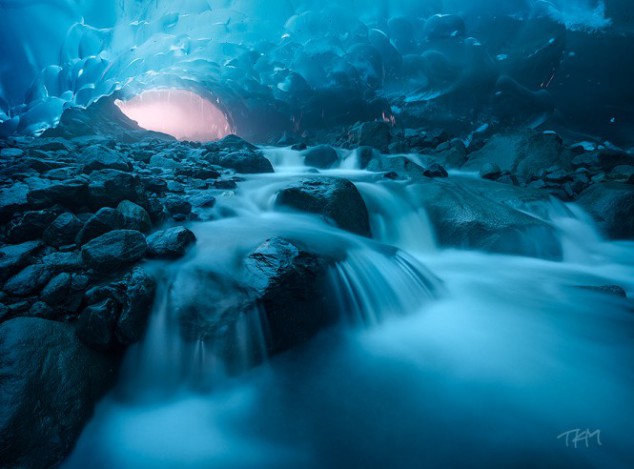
0, 0, 626, 141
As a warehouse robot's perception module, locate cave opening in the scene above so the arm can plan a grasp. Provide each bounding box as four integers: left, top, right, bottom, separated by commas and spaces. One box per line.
114, 89, 232, 141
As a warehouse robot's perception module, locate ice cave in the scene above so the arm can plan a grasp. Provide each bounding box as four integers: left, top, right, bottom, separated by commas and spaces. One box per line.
0, 1, 633, 468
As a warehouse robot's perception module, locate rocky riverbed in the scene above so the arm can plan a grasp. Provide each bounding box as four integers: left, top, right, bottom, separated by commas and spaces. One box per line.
1, 120, 633, 467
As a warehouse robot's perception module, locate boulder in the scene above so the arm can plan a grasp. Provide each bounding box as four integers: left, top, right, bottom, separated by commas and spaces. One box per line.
3, 264, 53, 297
304, 145, 339, 169
86, 170, 142, 208
275, 177, 371, 237
6, 206, 64, 243
42, 212, 84, 247
26, 178, 88, 210
116, 200, 152, 233
78, 145, 131, 173
576, 182, 634, 239
147, 227, 197, 259
349, 121, 391, 151
0, 241, 43, 281
164, 196, 192, 216
414, 178, 562, 259
367, 155, 427, 178
81, 230, 147, 273
0, 183, 29, 221
76, 207, 125, 245
77, 267, 156, 349
205, 150, 274, 174
0, 317, 116, 469
174, 238, 335, 360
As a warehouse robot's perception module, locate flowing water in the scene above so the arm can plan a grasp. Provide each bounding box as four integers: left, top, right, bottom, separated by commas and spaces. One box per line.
64, 147, 634, 468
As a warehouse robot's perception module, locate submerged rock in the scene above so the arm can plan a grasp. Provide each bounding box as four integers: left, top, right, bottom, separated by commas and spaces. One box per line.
0, 317, 116, 469
275, 177, 371, 237
303, 145, 339, 169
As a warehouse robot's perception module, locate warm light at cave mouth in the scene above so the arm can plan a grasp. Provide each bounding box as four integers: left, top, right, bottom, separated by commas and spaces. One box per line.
115, 89, 232, 141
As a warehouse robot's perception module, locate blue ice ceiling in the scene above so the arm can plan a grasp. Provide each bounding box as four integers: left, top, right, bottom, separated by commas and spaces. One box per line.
0, 0, 625, 139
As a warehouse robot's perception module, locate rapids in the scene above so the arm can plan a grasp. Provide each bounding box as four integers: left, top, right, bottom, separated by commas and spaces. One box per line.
63, 147, 634, 468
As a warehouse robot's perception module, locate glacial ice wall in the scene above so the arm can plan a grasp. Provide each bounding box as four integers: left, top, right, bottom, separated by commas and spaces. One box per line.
0, 0, 629, 141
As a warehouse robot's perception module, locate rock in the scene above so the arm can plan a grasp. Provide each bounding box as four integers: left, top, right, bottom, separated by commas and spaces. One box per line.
0, 317, 116, 469
81, 230, 147, 273
423, 163, 448, 178
77, 267, 156, 348
367, 155, 427, 178
87, 170, 142, 208
0, 147, 24, 158
115, 267, 156, 345
423, 13, 466, 40
205, 150, 274, 174
190, 193, 216, 208
149, 152, 180, 169
576, 182, 634, 239
27, 301, 56, 319
76, 207, 125, 245
610, 165, 634, 183
414, 178, 562, 259
304, 145, 339, 169
147, 227, 197, 259
27, 178, 88, 210
6, 206, 64, 243
42, 251, 82, 272
116, 200, 152, 233
213, 134, 257, 152
0, 241, 43, 281
78, 145, 131, 172
174, 238, 335, 359
42, 212, 84, 247
3, 264, 53, 297
40, 273, 73, 306
141, 176, 168, 194
0, 182, 29, 220
349, 121, 391, 151
480, 162, 502, 180
164, 196, 192, 216
75, 299, 120, 350
275, 177, 371, 237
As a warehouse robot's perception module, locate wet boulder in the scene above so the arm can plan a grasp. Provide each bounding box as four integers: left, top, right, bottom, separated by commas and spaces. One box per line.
6, 206, 64, 242
275, 177, 371, 237
0, 241, 43, 281
78, 145, 131, 173
76, 207, 125, 245
116, 200, 152, 233
86, 170, 142, 208
3, 264, 53, 297
349, 121, 391, 152
414, 178, 562, 259
42, 212, 84, 247
204, 150, 274, 174
303, 145, 339, 169
0, 317, 116, 469
26, 178, 88, 210
81, 230, 147, 273
147, 227, 197, 259
77, 267, 156, 349
576, 182, 634, 239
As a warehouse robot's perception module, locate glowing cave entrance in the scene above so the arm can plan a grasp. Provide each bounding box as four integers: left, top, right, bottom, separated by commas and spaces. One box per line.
115, 89, 232, 141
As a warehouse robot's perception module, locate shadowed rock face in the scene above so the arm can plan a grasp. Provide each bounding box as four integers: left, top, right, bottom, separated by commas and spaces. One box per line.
275, 177, 372, 237
576, 182, 634, 239
0, 317, 117, 469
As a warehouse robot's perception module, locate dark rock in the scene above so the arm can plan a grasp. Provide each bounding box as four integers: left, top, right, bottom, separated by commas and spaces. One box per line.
610, 165, 634, 183
164, 196, 192, 216
27, 178, 88, 210
415, 178, 562, 259
190, 193, 217, 208
40, 273, 72, 306
81, 230, 147, 273
115, 267, 156, 345
87, 170, 142, 208
576, 183, 634, 239
141, 176, 168, 194
213, 134, 257, 152
27, 301, 56, 319
42, 251, 82, 272
423, 163, 448, 178
0, 317, 116, 469
78, 145, 131, 173
76, 207, 125, 245
3, 264, 53, 297
304, 145, 339, 169
275, 177, 371, 237
0, 183, 30, 220
480, 162, 502, 180
144, 198, 166, 225
213, 180, 238, 190
42, 212, 84, 247
367, 155, 427, 177
6, 206, 64, 243
76, 298, 120, 350
349, 121, 391, 151
116, 200, 152, 233
355, 146, 379, 169
147, 227, 197, 259
205, 150, 274, 174
0, 241, 43, 281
